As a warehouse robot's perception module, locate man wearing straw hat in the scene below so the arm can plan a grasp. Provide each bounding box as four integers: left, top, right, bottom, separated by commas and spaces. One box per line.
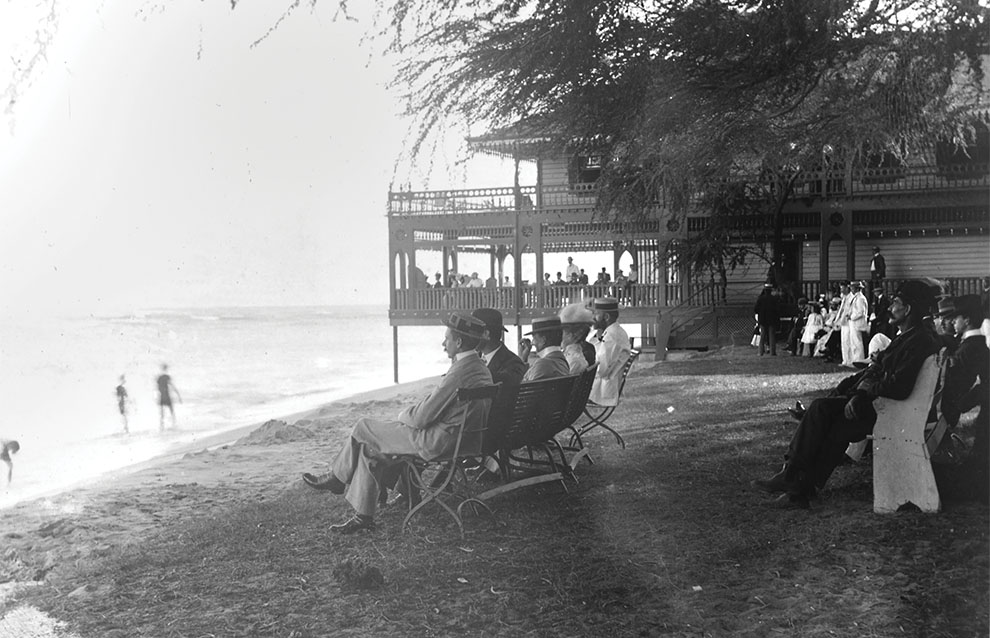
559, 302, 597, 373
519, 316, 571, 381
590, 297, 631, 407
302, 312, 492, 534
473, 308, 527, 387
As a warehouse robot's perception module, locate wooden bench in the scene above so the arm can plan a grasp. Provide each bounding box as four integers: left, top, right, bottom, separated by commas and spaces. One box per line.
474, 370, 600, 500
872, 350, 948, 513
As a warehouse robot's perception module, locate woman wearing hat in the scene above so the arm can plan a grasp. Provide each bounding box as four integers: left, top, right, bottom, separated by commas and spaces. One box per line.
559, 303, 596, 373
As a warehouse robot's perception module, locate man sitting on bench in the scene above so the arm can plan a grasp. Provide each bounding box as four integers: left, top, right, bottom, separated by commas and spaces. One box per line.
753, 280, 940, 510
301, 313, 492, 534
941, 294, 989, 494
590, 297, 631, 407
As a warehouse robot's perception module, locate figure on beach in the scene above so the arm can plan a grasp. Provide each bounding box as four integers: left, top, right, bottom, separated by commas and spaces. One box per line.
156, 364, 182, 431
1, 439, 20, 485
116, 375, 130, 434
302, 313, 492, 534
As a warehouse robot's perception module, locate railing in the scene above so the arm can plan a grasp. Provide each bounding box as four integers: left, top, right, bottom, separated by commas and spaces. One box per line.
392, 283, 712, 313
388, 164, 988, 217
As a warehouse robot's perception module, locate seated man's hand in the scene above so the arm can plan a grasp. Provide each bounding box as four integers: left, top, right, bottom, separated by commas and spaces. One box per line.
519, 339, 533, 361
844, 394, 869, 421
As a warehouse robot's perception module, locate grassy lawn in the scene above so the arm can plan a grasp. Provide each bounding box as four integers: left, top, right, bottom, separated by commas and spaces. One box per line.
3, 347, 987, 637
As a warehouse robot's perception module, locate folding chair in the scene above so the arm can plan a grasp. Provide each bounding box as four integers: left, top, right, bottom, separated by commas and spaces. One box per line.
397, 384, 500, 537
570, 349, 640, 449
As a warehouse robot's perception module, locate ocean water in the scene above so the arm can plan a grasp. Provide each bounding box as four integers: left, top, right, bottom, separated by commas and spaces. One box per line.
0, 305, 450, 508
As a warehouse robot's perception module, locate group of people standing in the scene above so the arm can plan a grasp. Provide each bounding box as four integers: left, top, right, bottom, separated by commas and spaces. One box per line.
301, 297, 632, 534
755, 276, 902, 367
114, 364, 182, 434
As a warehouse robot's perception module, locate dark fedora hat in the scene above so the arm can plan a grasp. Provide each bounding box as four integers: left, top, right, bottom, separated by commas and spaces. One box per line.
472, 308, 508, 334
524, 316, 563, 335
953, 294, 984, 321
444, 312, 488, 339
892, 280, 936, 314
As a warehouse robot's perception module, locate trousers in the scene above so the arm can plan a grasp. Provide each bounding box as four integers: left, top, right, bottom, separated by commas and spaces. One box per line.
331, 417, 426, 517
784, 396, 877, 495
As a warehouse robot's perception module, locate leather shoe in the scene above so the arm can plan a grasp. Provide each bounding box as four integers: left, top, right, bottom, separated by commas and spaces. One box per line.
302, 472, 345, 494
329, 515, 375, 534
752, 469, 797, 494
768, 492, 810, 510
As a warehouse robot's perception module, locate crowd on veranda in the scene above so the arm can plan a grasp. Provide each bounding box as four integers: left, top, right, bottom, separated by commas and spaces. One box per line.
299, 275, 987, 532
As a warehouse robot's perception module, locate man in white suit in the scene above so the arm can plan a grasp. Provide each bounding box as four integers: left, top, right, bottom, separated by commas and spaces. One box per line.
589, 297, 631, 406
302, 312, 492, 534
841, 280, 869, 367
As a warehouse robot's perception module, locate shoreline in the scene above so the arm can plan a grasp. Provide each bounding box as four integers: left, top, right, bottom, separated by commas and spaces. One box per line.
0, 374, 440, 512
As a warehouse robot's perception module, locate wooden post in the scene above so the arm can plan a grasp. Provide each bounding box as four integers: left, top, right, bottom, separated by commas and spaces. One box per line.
392, 325, 399, 383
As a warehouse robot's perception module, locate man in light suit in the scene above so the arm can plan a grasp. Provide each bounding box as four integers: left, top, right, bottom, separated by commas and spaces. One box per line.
302, 312, 492, 534
519, 316, 571, 381
590, 297, 631, 406
473, 308, 527, 387
841, 281, 869, 366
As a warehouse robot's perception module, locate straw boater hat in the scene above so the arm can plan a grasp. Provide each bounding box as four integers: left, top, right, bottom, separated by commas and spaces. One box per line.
849, 280, 864, 290
443, 312, 487, 340
524, 316, 563, 336
472, 308, 508, 336
558, 302, 593, 326
592, 297, 620, 312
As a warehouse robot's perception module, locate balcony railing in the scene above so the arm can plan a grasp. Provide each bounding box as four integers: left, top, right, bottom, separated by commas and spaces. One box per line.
388, 164, 988, 217
391, 276, 985, 316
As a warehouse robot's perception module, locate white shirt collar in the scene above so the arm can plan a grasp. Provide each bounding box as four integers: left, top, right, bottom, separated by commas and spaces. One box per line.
537, 346, 562, 358
454, 350, 477, 362
962, 328, 983, 340
480, 344, 502, 365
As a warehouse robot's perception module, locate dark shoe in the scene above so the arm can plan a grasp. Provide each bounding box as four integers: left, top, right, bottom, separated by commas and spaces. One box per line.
787, 401, 806, 421
752, 468, 797, 494
329, 515, 375, 534
768, 492, 810, 510
302, 472, 345, 494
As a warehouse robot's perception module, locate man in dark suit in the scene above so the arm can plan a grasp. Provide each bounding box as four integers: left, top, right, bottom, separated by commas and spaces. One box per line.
519, 317, 571, 381
473, 308, 527, 387
302, 312, 493, 533
754, 280, 940, 509
870, 246, 886, 285
941, 295, 989, 479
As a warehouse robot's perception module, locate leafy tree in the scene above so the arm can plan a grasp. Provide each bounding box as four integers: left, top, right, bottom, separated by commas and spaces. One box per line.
385, 0, 989, 287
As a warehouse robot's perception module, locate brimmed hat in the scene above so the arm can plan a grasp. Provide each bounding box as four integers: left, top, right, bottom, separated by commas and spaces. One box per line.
472, 308, 507, 335
953, 294, 985, 321
558, 302, 593, 326
849, 280, 864, 289
592, 297, 620, 312
444, 312, 487, 339
892, 280, 936, 315
853, 333, 892, 368
936, 296, 957, 318
524, 316, 563, 335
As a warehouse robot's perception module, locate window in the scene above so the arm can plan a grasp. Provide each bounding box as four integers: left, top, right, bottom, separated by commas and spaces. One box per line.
569, 153, 603, 190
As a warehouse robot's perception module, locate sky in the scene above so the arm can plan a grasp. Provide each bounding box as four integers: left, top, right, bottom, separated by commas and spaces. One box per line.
0, 0, 517, 315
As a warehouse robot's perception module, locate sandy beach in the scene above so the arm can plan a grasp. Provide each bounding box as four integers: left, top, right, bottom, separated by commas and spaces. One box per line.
0, 374, 441, 636
0, 348, 986, 637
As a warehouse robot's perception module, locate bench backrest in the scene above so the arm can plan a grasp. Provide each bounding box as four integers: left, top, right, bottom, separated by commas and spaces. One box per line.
498, 375, 578, 452
562, 364, 598, 428
454, 384, 502, 458
614, 350, 641, 403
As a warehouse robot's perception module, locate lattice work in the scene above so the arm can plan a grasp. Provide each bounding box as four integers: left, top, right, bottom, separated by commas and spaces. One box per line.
718, 314, 759, 348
